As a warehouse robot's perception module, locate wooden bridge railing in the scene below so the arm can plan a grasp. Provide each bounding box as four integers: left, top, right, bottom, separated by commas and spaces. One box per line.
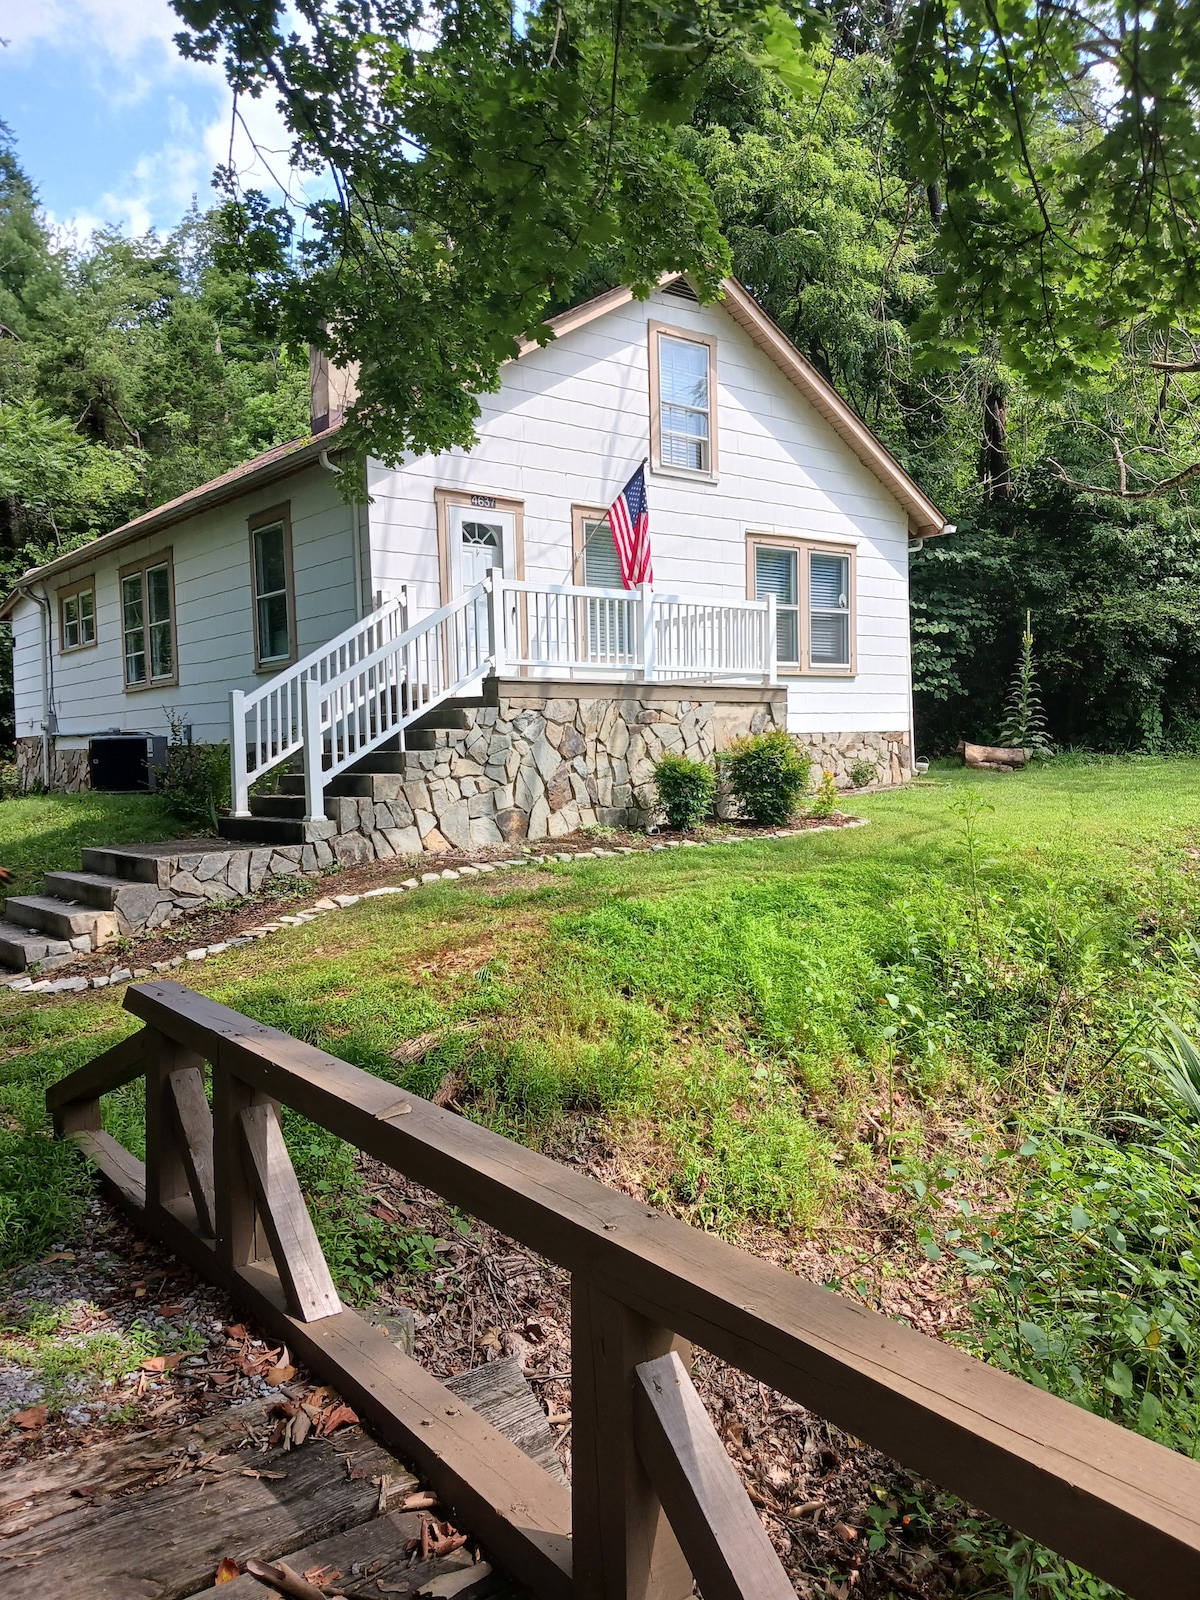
48, 981, 1200, 1600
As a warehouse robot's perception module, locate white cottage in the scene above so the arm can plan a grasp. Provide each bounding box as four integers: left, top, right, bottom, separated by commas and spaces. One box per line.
3, 275, 949, 863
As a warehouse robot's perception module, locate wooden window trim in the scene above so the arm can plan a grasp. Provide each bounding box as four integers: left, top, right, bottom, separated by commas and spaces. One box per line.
248, 502, 299, 672
570, 505, 616, 585
118, 548, 178, 692
746, 533, 857, 678
433, 487, 525, 604
57, 574, 97, 654
648, 320, 719, 483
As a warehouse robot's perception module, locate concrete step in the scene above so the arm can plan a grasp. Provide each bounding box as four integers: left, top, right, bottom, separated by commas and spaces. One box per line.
81, 840, 221, 886
338, 750, 407, 775
3, 895, 118, 947
0, 920, 75, 971
249, 795, 306, 819
218, 815, 306, 845
43, 870, 128, 911
277, 775, 306, 795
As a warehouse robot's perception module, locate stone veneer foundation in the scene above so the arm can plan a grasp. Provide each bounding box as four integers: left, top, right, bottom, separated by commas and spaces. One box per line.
14, 681, 909, 939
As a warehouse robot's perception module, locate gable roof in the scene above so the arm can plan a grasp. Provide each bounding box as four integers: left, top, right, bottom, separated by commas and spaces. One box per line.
522, 274, 948, 538
3, 273, 946, 615
0, 430, 343, 616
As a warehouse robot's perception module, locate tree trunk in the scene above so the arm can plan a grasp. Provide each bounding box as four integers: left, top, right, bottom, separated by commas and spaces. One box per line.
979, 381, 1012, 500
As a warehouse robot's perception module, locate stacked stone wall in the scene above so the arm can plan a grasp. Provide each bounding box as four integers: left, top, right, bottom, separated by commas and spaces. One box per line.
15, 737, 90, 792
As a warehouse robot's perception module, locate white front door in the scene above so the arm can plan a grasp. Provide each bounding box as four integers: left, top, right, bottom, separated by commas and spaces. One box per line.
448, 504, 513, 594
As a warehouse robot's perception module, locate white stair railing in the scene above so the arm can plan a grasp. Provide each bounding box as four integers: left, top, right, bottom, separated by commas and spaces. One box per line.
229, 597, 407, 817
300, 580, 494, 817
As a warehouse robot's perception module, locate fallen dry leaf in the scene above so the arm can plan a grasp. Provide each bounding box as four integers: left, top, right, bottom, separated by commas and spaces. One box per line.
266, 1363, 296, 1386
241, 1469, 288, 1481
320, 1404, 359, 1434
288, 1409, 311, 1448
835, 1522, 858, 1543
303, 1564, 343, 1587
225, 1323, 248, 1340
41, 1252, 75, 1264
215, 1557, 241, 1583
12, 1406, 47, 1430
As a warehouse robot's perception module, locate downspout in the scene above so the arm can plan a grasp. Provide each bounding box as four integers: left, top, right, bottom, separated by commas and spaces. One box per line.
16, 582, 56, 787
320, 448, 364, 619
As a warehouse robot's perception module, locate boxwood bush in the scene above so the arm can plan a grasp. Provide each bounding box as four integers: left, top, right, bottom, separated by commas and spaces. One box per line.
722, 730, 812, 826
653, 753, 718, 831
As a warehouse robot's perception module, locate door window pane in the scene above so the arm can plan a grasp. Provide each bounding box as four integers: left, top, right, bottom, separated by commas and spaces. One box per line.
755, 546, 799, 664
253, 523, 291, 663
810, 552, 850, 666
659, 334, 711, 472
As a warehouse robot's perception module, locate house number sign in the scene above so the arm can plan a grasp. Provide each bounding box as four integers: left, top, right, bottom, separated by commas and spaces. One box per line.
470, 494, 497, 509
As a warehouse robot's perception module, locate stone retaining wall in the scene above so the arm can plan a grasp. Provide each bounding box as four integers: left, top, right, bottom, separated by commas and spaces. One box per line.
15, 737, 90, 792
803, 730, 911, 789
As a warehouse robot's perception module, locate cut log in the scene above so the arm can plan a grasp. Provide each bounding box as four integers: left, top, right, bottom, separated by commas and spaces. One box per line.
958, 741, 1027, 770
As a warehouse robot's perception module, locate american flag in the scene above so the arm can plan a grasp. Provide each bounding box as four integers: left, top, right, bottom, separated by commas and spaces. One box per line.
608, 463, 652, 588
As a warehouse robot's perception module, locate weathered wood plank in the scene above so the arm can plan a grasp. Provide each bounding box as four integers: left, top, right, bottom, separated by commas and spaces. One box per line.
0, 1422, 407, 1600
0, 1399, 280, 1539
239, 1101, 341, 1322
186, 1509, 468, 1598
571, 1282, 690, 1600
633, 1351, 793, 1600
119, 981, 1200, 1598
443, 1357, 564, 1486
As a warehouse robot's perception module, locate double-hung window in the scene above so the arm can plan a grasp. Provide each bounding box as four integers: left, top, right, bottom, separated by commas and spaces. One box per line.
249, 506, 295, 668
750, 537, 855, 673
574, 509, 632, 662
120, 553, 176, 688
59, 581, 96, 652
650, 324, 717, 477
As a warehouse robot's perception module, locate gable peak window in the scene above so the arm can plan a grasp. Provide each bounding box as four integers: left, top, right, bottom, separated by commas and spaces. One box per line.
121, 553, 176, 688
250, 507, 296, 668
59, 583, 96, 652
650, 323, 717, 477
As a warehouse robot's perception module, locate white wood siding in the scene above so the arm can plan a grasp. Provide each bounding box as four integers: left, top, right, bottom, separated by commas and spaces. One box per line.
13, 464, 357, 748
365, 284, 913, 736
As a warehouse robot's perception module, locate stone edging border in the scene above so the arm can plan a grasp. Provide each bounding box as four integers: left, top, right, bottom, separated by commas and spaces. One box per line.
7, 818, 869, 998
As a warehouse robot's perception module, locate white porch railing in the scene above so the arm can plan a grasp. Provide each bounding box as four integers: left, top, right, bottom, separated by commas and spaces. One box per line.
230, 574, 776, 820
228, 595, 408, 817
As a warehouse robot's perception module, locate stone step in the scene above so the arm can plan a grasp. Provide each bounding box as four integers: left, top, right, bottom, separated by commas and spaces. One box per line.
81, 840, 221, 887
0, 920, 74, 971
249, 794, 306, 819
277, 774, 306, 795
3, 895, 118, 947
217, 815, 307, 845
43, 869, 128, 911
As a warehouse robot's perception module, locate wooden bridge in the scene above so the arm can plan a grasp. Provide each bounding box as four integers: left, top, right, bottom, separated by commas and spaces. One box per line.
42, 979, 1200, 1599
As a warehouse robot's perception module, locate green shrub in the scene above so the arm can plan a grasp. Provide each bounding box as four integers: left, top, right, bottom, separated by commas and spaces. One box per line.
653, 753, 717, 831
849, 757, 878, 789
160, 712, 231, 832
809, 769, 839, 818
721, 730, 812, 825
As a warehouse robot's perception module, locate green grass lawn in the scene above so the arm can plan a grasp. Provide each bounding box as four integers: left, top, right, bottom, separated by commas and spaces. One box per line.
5, 754, 1200, 1586
0, 790, 182, 899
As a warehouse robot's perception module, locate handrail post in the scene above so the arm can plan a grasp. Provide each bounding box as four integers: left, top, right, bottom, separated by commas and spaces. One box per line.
229, 689, 251, 817
571, 1279, 692, 1600
765, 593, 778, 685
212, 1063, 259, 1272
301, 675, 324, 822
488, 570, 507, 677
640, 582, 656, 683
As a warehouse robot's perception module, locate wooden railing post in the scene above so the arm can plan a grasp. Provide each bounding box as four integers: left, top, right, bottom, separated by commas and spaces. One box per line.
571, 1279, 692, 1600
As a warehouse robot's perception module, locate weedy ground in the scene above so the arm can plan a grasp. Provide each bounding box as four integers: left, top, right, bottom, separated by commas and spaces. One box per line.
5, 754, 1200, 1596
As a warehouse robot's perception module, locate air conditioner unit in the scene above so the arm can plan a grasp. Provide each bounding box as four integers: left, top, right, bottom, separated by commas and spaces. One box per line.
88, 734, 169, 793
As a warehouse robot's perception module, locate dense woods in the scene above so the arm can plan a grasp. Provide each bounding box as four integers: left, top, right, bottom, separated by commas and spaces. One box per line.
5, 0, 1200, 753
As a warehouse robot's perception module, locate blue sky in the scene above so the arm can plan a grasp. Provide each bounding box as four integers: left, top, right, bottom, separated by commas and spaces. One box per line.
1, 1, 301, 241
